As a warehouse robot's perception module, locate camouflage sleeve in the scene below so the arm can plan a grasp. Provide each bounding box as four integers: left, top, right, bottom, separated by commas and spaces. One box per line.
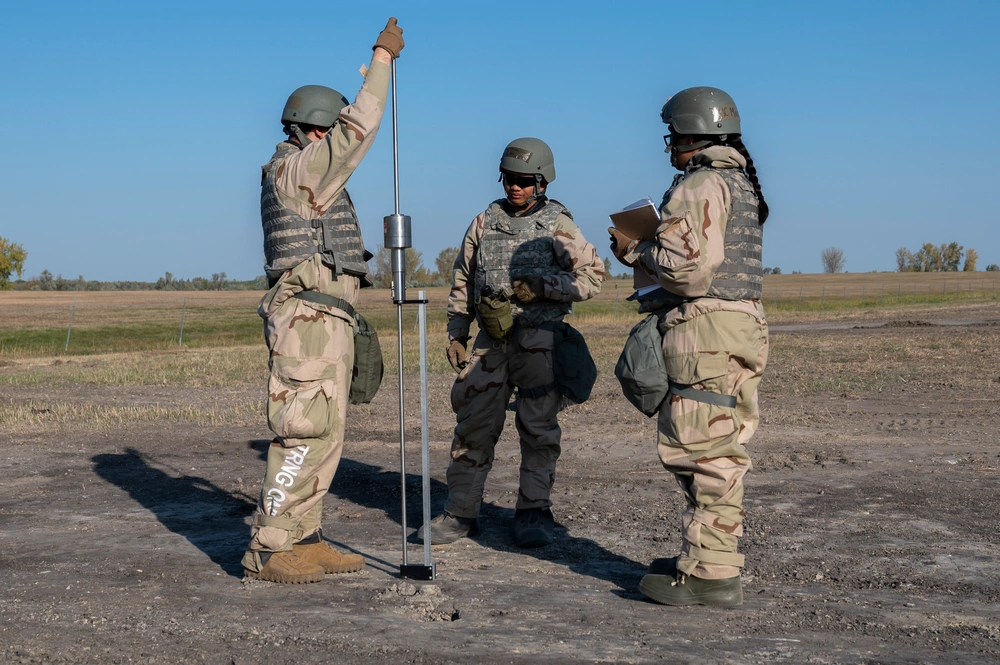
446, 212, 486, 341
542, 213, 605, 302
275, 61, 391, 218
624, 170, 730, 298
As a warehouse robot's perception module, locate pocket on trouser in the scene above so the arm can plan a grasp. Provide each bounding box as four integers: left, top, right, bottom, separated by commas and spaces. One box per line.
450, 334, 504, 414
661, 352, 735, 451
267, 358, 339, 440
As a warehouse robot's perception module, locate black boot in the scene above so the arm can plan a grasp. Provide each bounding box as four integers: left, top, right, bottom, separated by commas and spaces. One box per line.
513, 507, 554, 548
418, 512, 479, 545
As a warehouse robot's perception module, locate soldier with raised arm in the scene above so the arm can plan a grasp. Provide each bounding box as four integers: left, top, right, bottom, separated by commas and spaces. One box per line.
241, 19, 404, 584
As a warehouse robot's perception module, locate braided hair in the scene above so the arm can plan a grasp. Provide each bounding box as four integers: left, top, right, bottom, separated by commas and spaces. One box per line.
725, 136, 769, 224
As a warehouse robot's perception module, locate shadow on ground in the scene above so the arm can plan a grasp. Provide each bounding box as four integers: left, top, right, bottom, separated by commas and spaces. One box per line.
330, 457, 645, 591
92, 448, 254, 578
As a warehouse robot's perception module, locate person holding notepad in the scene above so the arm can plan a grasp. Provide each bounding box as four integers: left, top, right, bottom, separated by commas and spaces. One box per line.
609, 87, 770, 607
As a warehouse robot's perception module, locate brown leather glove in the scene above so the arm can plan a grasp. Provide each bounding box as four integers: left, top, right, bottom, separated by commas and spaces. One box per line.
447, 337, 469, 372
373, 17, 404, 58
511, 274, 546, 303
609, 227, 639, 267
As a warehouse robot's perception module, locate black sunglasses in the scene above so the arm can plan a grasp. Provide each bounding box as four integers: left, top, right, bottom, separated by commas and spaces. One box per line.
502, 173, 537, 188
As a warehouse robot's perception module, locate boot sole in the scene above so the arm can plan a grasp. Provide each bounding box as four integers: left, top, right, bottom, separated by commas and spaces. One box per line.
638, 575, 743, 608
514, 527, 553, 549
317, 560, 365, 574
245, 569, 324, 584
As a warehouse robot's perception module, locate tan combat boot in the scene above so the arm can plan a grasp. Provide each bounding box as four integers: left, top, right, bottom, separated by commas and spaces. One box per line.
293, 531, 364, 574
245, 550, 324, 584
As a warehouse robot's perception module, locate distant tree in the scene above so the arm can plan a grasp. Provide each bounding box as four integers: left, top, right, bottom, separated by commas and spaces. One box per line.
895, 247, 914, 272
963, 248, 979, 272
762, 267, 782, 275
38, 269, 54, 290
986, 264, 1000, 272
370, 244, 424, 289
434, 247, 460, 284
252, 275, 269, 290
791, 270, 803, 275
603, 257, 612, 279
898, 242, 969, 272
0, 236, 27, 290
211, 272, 227, 290
820, 247, 846, 274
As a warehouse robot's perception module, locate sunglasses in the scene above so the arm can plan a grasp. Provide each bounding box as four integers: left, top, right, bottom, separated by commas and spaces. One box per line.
502, 173, 537, 189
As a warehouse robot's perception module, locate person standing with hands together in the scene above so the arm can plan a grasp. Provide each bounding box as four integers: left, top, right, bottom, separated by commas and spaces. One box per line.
424, 138, 604, 549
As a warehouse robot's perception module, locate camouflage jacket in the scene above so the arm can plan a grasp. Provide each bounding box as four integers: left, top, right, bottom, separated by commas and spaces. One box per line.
447, 199, 605, 341
260, 61, 390, 304
623, 146, 766, 327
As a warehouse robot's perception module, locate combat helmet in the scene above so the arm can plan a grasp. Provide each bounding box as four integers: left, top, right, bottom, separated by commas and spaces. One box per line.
281, 85, 349, 146
660, 86, 741, 136
499, 137, 556, 183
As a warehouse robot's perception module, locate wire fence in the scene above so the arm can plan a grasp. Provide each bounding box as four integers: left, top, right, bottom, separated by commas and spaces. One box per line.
1, 277, 997, 357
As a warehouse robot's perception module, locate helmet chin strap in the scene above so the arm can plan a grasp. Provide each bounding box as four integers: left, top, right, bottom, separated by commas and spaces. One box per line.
524, 174, 544, 206
285, 122, 313, 148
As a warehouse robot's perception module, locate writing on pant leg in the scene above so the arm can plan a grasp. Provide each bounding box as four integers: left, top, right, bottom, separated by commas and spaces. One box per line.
265, 444, 310, 516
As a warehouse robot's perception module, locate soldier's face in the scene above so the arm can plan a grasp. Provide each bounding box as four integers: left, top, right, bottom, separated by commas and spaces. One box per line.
502, 172, 546, 208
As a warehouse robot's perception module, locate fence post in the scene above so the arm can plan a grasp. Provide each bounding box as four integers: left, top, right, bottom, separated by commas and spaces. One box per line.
820, 285, 825, 308
179, 297, 188, 345
613, 285, 619, 320
65, 297, 77, 352
897, 283, 900, 303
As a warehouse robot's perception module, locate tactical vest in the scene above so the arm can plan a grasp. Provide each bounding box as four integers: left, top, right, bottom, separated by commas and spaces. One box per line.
658, 165, 762, 302
474, 198, 573, 327
261, 143, 372, 285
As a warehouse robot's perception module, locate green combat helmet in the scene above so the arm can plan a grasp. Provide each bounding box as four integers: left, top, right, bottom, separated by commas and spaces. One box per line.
281, 85, 350, 146
660, 86, 741, 136
499, 137, 556, 183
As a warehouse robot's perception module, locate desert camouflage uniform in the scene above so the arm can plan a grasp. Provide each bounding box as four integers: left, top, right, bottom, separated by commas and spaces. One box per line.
622, 145, 768, 580
444, 199, 605, 518
242, 61, 389, 574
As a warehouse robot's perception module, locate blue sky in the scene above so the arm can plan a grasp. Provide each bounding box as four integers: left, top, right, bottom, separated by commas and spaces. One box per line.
2, 0, 998, 281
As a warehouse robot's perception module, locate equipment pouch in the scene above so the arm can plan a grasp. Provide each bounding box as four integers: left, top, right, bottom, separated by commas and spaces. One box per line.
550, 322, 597, 404
614, 312, 669, 417
475, 287, 515, 341
349, 311, 384, 405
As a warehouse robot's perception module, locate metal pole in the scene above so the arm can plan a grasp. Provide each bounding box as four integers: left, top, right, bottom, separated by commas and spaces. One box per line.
384, 57, 434, 581
396, 303, 407, 566
64, 297, 76, 352
179, 297, 187, 346
613, 286, 619, 320
418, 291, 432, 569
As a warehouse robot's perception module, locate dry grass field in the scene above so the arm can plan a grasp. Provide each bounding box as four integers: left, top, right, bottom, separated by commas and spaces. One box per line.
1, 281, 999, 663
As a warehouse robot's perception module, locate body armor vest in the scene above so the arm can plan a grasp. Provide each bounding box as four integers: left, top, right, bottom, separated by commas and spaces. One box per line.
474, 198, 573, 327
656, 164, 762, 303
261, 143, 372, 285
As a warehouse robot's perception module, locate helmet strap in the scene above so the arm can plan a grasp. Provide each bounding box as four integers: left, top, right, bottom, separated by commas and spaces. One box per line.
286, 122, 313, 148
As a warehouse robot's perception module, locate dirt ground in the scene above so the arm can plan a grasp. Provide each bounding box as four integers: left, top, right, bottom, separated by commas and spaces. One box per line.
2, 303, 999, 664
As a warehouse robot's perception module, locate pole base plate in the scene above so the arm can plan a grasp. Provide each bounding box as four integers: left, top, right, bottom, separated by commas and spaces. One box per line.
400, 563, 436, 580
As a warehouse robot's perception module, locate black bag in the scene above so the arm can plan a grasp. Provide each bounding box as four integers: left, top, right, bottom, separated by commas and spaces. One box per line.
614, 313, 669, 417
349, 311, 384, 405
551, 322, 597, 404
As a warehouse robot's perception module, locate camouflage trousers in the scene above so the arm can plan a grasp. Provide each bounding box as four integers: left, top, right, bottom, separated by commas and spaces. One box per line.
445, 326, 563, 519
242, 265, 357, 574
657, 308, 768, 580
